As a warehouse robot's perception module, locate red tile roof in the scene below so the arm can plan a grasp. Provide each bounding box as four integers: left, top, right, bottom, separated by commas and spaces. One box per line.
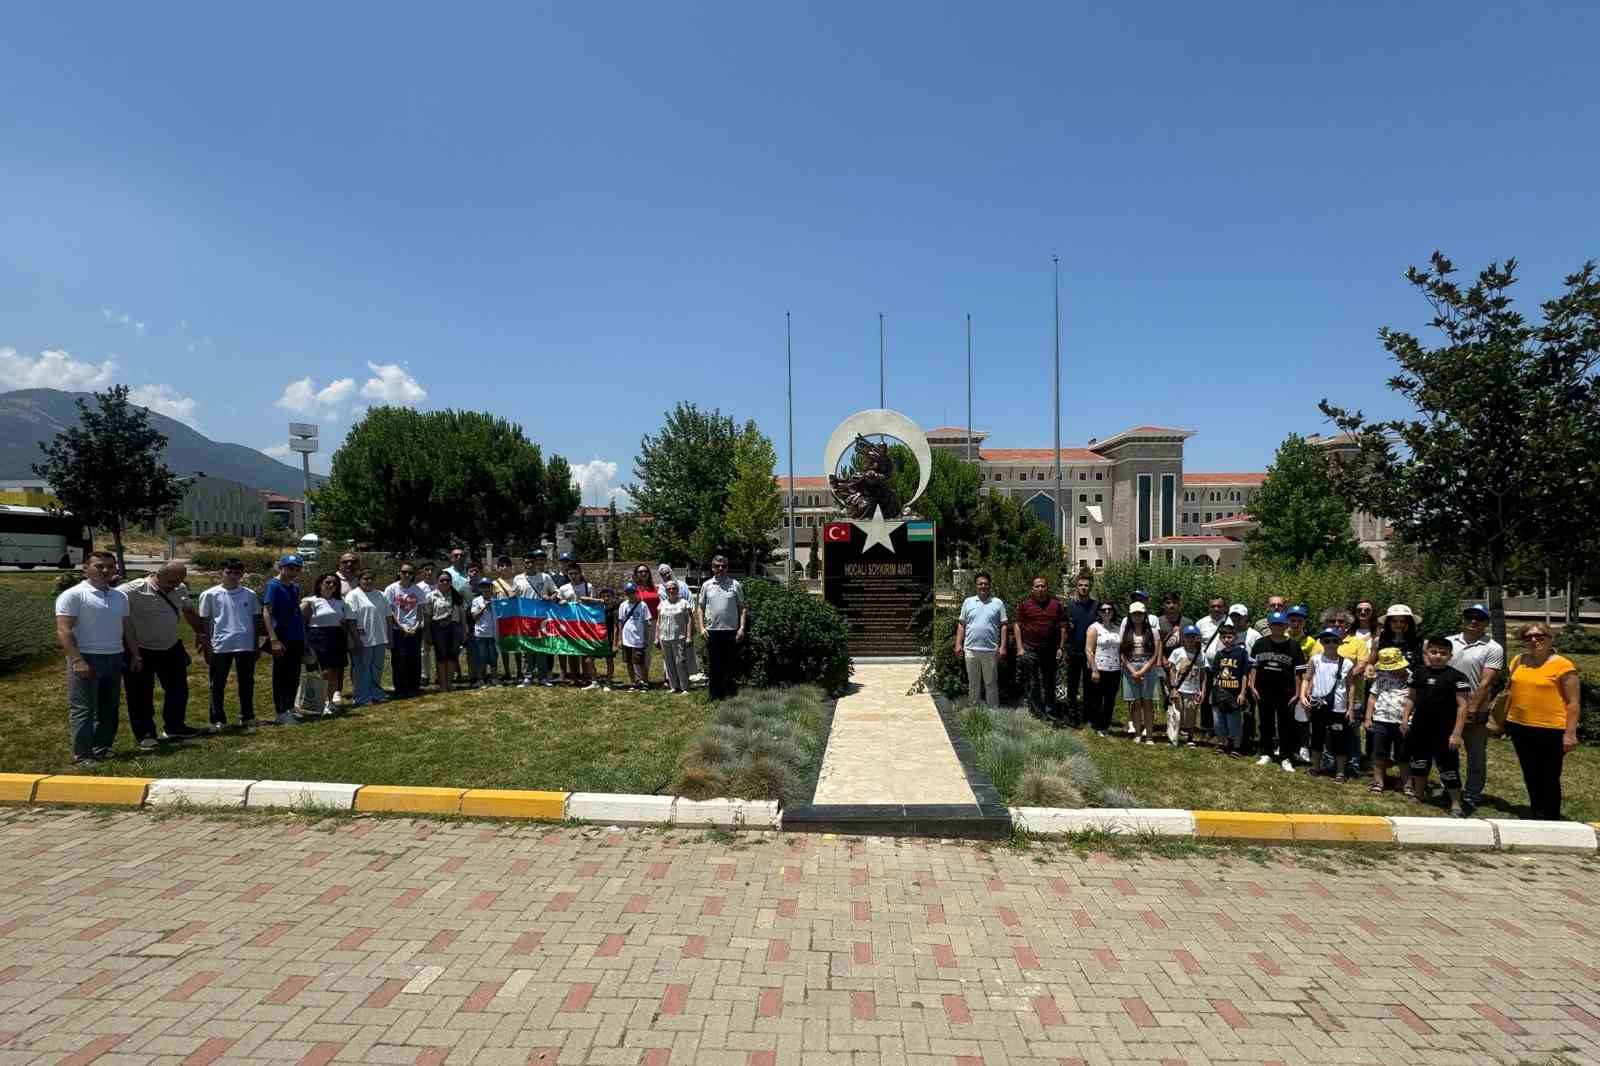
979, 448, 1109, 463
773, 475, 832, 490
1183, 472, 1266, 485
1202, 515, 1257, 529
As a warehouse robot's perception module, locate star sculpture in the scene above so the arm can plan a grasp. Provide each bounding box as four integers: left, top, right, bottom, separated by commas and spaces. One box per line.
854, 505, 900, 554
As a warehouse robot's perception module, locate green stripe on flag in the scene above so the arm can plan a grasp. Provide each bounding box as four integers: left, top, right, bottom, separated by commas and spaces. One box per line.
907, 521, 933, 541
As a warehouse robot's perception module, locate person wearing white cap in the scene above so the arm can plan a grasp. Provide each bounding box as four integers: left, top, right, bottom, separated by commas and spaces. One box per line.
1448, 603, 1505, 815
1119, 602, 1161, 743
1226, 603, 1255, 748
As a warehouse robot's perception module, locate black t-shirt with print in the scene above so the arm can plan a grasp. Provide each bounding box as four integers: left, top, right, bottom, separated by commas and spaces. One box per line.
1209, 645, 1252, 708
1408, 663, 1469, 735
1249, 635, 1306, 702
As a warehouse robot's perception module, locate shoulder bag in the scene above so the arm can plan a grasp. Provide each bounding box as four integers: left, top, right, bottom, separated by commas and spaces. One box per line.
1486, 656, 1519, 736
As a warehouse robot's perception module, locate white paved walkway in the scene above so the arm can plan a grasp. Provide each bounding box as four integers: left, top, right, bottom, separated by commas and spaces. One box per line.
812, 661, 976, 805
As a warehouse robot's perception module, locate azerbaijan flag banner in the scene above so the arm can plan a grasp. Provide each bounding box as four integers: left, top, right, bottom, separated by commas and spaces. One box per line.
493, 597, 609, 656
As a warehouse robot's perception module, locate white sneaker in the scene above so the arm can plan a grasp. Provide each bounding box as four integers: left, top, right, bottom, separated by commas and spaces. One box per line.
321, 702, 334, 718
585, 681, 601, 690
517, 679, 532, 688
1280, 758, 1294, 773
1256, 755, 1272, 766
1126, 721, 1137, 735
1298, 747, 1311, 764
331, 691, 342, 705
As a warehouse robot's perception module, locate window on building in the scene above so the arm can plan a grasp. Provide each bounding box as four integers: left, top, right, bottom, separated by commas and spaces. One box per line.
1137, 474, 1152, 543
1094, 537, 1103, 546
1078, 537, 1087, 547
1161, 473, 1176, 541
1078, 472, 1086, 481
1019, 472, 1028, 480
1094, 558, 1103, 569
1078, 494, 1087, 503
1078, 515, 1087, 525
1204, 512, 1212, 523
1094, 493, 1102, 502
1095, 472, 1102, 480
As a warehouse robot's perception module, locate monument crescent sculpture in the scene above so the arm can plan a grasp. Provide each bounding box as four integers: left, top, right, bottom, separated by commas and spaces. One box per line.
822, 409, 933, 521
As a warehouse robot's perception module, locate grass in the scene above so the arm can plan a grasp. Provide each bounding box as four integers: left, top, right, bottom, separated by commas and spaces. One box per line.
960, 703, 1136, 807
674, 687, 833, 807
1080, 721, 1600, 822
0, 574, 711, 793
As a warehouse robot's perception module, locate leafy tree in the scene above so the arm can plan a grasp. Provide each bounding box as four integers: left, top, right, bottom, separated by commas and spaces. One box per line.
543, 455, 581, 538
1321, 254, 1600, 649
970, 491, 1059, 573
33, 385, 186, 575
1244, 434, 1364, 567
311, 407, 557, 556
165, 514, 193, 540
616, 514, 654, 561
887, 447, 984, 561
625, 403, 740, 562
722, 423, 781, 573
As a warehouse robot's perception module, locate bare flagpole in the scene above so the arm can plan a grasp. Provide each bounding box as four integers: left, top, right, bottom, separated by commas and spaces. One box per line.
1053, 255, 1064, 558
787, 311, 796, 581
966, 314, 973, 464
878, 312, 885, 408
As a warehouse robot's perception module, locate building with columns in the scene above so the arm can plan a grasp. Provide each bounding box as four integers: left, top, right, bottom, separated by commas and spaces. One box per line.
776, 423, 1384, 572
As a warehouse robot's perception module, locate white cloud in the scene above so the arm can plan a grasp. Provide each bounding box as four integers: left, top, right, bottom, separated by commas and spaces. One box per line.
359, 362, 426, 407
275, 376, 356, 417
571, 457, 619, 496
0, 347, 118, 390
127, 383, 199, 427
100, 307, 145, 338
261, 443, 292, 460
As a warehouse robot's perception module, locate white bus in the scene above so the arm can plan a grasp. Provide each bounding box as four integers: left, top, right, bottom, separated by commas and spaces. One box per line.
0, 505, 91, 569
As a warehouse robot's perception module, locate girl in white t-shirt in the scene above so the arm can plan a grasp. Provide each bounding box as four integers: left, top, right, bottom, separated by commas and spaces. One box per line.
301, 573, 359, 716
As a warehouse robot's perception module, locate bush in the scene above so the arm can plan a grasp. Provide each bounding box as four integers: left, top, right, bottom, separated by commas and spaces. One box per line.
740, 579, 852, 697
197, 532, 244, 548
255, 528, 293, 548
959, 703, 1131, 807
188, 548, 280, 575
0, 579, 63, 675
673, 686, 833, 807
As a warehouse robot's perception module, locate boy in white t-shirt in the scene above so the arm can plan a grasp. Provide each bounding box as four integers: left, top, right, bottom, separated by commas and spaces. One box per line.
1301, 628, 1355, 783
470, 578, 499, 688
1164, 624, 1207, 747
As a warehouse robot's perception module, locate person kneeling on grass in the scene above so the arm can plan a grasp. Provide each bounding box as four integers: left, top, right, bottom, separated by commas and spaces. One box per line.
1402, 635, 1471, 816
1301, 628, 1354, 782
1364, 647, 1411, 793
1208, 623, 1252, 757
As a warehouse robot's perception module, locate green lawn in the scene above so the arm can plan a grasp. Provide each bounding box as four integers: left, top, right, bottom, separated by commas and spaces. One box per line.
0, 573, 711, 793
1080, 725, 1600, 822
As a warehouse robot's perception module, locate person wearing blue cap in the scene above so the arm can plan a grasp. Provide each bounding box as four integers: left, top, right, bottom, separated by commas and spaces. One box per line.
1164, 624, 1207, 746
260, 554, 306, 725
1301, 627, 1356, 782
1248, 610, 1306, 771
1448, 603, 1505, 815
615, 581, 651, 689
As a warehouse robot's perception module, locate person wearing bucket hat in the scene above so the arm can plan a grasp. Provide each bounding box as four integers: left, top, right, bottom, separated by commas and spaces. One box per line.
1448, 603, 1505, 814
1363, 645, 1412, 794
1364, 604, 1422, 679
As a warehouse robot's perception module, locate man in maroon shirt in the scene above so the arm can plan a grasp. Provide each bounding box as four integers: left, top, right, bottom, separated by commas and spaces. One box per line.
1012, 576, 1068, 723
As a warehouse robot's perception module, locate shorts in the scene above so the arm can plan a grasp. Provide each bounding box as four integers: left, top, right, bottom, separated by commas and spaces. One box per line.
1369, 720, 1405, 761
1121, 662, 1160, 701
1405, 723, 1461, 786
306, 625, 348, 670
1316, 705, 1349, 746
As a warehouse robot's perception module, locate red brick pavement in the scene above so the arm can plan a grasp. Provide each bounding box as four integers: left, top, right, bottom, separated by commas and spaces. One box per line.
0, 808, 1597, 1064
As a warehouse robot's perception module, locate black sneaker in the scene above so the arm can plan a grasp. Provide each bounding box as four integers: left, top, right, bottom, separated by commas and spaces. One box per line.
137, 736, 160, 753
73, 756, 100, 768
164, 725, 202, 740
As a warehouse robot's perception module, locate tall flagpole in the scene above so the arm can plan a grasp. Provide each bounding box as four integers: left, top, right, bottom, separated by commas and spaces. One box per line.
1053, 256, 1064, 558
966, 314, 973, 463
878, 312, 885, 408
786, 311, 796, 581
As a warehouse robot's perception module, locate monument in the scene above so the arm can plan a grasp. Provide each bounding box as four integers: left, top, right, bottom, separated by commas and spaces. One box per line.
821, 409, 936, 657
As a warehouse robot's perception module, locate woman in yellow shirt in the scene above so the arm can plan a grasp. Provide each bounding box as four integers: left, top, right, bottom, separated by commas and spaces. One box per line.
1504, 623, 1582, 820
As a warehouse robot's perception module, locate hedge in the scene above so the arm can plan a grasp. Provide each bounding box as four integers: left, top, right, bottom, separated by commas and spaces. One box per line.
739, 579, 853, 697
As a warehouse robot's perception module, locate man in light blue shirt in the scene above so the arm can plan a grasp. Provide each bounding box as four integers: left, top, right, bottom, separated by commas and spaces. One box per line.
955, 571, 1008, 707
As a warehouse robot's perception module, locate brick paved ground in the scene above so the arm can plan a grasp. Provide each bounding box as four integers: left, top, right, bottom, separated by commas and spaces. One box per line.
2, 809, 1599, 1065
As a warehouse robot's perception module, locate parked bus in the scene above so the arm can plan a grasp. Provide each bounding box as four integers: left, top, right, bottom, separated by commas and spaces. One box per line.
0, 505, 91, 569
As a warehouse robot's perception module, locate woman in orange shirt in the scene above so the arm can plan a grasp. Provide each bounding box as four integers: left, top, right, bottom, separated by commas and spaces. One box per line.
1504, 623, 1582, 820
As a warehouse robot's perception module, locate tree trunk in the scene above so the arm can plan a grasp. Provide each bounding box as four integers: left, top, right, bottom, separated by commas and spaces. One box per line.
1566, 570, 1580, 625
111, 523, 126, 580
1487, 580, 1507, 653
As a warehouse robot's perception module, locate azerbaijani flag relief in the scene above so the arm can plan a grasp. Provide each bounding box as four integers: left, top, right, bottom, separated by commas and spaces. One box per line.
492, 597, 609, 656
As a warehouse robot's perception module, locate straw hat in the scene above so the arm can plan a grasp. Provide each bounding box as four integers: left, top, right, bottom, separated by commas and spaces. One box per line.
1376, 647, 1410, 672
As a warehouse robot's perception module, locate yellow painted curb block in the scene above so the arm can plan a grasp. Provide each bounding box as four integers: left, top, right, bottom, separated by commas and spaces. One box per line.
354, 785, 466, 815
1193, 811, 1295, 841
33, 775, 152, 807
1287, 814, 1394, 844
459, 789, 568, 821
0, 773, 49, 803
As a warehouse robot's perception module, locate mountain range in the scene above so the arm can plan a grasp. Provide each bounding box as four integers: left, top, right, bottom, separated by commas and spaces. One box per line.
0, 388, 316, 497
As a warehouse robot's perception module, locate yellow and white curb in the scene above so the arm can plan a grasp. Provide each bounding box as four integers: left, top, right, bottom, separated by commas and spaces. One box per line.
0, 772, 779, 829
1009, 804, 1598, 853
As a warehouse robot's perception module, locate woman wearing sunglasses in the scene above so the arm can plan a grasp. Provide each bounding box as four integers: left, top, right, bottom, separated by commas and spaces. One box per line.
1084, 603, 1122, 736
1504, 623, 1581, 820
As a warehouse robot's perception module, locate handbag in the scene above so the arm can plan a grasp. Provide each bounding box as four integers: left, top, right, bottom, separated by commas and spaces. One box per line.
1485, 656, 1518, 736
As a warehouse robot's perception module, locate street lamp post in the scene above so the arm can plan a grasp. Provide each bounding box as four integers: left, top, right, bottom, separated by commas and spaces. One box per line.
1052, 256, 1064, 559
288, 422, 318, 534
786, 312, 796, 581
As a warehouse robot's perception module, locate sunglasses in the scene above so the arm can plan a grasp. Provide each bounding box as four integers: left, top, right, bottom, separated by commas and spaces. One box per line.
1521, 635, 1550, 644
223, 568, 244, 575
400, 570, 414, 576
1098, 606, 1114, 612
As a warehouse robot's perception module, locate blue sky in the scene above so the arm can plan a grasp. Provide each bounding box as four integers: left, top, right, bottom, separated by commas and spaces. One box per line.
3, 3, 1597, 503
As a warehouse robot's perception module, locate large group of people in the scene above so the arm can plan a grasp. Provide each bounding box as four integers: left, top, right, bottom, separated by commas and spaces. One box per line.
52, 547, 750, 765
956, 572, 1585, 820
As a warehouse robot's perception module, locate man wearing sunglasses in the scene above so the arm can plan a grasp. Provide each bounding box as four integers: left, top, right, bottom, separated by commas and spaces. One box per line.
1448, 603, 1505, 816
197, 560, 264, 728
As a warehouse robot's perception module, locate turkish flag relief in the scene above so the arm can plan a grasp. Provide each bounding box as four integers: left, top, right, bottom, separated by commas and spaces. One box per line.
824, 522, 852, 543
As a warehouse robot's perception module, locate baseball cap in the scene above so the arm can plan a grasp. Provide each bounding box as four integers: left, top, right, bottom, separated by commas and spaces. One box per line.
1127, 601, 1147, 614
1181, 624, 1200, 637
1267, 610, 1288, 625
476, 577, 493, 587
531, 548, 547, 558
1287, 604, 1309, 618
278, 554, 303, 568
623, 581, 637, 593
1219, 621, 1237, 632
1463, 603, 1489, 618
558, 552, 572, 562
1229, 603, 1249, 617
1132, 589, 1150, 602
1318, 627, 1340, 640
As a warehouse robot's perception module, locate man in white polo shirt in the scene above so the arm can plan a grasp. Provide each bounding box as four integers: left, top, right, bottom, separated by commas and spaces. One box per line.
55, 549, 142, 765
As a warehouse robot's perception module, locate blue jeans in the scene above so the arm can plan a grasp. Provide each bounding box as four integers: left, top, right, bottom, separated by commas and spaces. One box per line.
1212, 703, 1243, 745
67, 653, 123, 759
470, 637, 497, 681
350, 643, 386, 705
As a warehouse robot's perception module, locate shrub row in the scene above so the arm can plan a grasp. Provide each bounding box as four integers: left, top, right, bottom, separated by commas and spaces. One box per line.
959, 703, 1137, 808
739, 579, 853, 697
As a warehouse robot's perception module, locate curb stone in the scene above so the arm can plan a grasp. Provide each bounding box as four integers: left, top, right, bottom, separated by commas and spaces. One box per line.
147, 778, 253, 809
1488, 818, 1599, 853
